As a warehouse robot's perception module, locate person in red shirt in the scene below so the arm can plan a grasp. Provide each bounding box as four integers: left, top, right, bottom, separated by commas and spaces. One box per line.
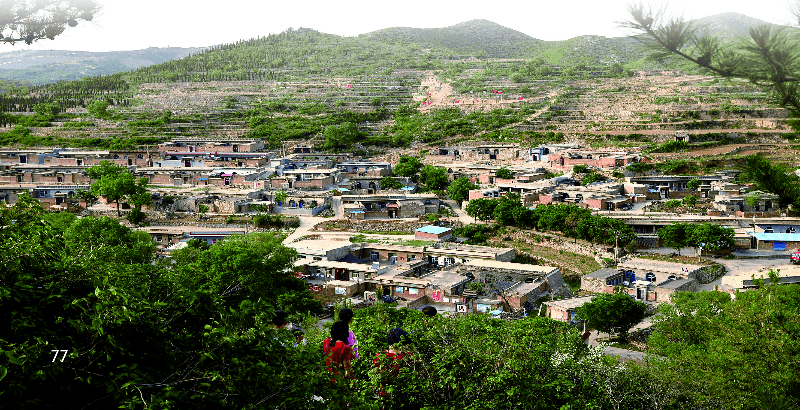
373, 327, 412, 397
323, 320, 354, 381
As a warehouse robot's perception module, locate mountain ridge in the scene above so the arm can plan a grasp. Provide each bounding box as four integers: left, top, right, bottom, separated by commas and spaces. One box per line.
0, 13, 794, 85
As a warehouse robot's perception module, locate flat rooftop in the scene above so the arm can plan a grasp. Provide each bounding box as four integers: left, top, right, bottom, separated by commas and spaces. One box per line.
618, 258, 704, 275
543, 296, 595, 310
420, 270, 471, 289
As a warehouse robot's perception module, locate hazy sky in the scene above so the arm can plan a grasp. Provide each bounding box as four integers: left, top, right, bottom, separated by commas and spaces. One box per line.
5, 0, 797, 52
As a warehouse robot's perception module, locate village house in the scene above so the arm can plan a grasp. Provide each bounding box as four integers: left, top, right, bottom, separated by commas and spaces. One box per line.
415, 225, 453, 242
340, 193, 440, 219
543, 296, 595, 323
336, 161, 392, 176
581, 258, 708, 302
158, 138, 265, 154
748, 232, 801, 251
548, 148, 640, 170
425, 144, 525, 164
526, 144, 576, 162
268, 193, 330, 216
270, 168, 341, 190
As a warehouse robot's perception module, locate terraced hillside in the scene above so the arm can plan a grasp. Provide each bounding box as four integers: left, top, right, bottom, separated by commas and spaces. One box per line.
0, 18, 796, 168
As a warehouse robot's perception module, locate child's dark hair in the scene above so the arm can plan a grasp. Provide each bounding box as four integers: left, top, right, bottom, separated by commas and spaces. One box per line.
329, 320, 349, 347
388, 327, 411, 346
339, 308, 354, 323
272, 310, 288, 327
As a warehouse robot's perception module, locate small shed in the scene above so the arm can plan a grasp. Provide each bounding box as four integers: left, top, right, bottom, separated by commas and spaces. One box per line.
415, 225, 453, 242
750, 232, 801, 251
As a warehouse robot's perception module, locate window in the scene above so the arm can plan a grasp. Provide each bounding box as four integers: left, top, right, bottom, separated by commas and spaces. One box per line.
156, 235, 163, 242
370, 251, 379, 261
408, 255, 416, 261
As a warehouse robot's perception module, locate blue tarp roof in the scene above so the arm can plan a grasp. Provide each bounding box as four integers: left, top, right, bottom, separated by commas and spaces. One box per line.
416, 225, 452, 235
751, 232, 801, 242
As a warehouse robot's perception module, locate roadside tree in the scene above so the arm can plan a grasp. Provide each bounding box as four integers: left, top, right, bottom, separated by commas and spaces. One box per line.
495, 166, 514, 179
86, 160, 149, 217
465, 198, 498, 222
419, 164, 449, 190
657, 222, 691, 255
574, 293, 647, 339
445, 176, 478, 204
686, 222, 735, 260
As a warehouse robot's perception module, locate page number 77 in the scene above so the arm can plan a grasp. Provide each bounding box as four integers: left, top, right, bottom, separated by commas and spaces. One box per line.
50, 350, 69, 362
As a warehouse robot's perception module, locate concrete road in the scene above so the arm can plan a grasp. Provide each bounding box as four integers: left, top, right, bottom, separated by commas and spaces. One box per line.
586, 330, 651, 362
442, 199, 476, 225
282, 216, 325, 244
698, 258, 797, 290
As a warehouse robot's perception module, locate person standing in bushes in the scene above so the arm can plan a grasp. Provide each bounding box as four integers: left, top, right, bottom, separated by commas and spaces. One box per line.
373, 328, 413, 398
338, 308, 360, 359
323, 320, 355, 381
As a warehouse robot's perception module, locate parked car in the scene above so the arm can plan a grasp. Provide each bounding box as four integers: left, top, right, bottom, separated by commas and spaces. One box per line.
791, 249, 799, 265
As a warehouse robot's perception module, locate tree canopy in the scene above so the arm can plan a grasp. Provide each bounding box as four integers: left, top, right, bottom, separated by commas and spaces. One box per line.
0, 199, 329, 408
648, 283, 800, 409
445, 176, 477, 203
0, 1, 100, 45
86, 160, 150, 217
495, 166, 514, 179
380, 175, 403, 190
321, 121, 363, 152
658, 222, 735, 259
419, 164, 449, 190
739, 154, 800, 210
392, 155, 423, 179
575, 292, 647, 338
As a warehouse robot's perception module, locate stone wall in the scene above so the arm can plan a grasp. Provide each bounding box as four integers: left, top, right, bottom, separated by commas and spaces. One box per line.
694, 264, 726, 284
581, 276, 606, 293
273, 203, 330, 216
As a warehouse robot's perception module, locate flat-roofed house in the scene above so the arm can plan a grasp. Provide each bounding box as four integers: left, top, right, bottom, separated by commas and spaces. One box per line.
415, 225, 453, 242
543, 296, 595, 323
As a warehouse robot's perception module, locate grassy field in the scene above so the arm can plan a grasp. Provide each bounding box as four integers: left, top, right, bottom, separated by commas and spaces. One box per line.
499, 238, 602, 276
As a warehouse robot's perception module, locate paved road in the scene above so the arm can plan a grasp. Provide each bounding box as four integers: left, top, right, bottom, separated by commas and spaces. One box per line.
442, 199, 475, 225
282, 216, 326, 244
585, 329, 651, 361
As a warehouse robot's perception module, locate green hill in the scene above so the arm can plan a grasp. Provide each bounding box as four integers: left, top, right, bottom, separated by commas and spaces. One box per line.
362, 19, 543, 58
